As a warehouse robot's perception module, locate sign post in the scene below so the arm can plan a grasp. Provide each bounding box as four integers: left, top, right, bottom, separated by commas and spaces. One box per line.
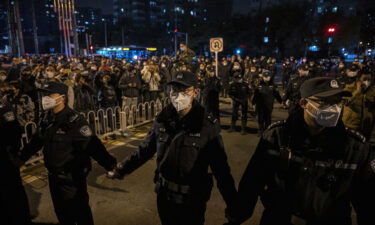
210, 37, 224, 77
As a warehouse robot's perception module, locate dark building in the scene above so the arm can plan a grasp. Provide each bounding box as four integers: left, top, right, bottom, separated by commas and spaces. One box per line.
0, 2, 7, 52
203, 0, 233, 21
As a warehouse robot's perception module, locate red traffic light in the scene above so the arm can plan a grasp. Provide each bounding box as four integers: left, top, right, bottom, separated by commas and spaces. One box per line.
327, 27, 336, 33
174, 29, 178, 33
90, 46, 94, 50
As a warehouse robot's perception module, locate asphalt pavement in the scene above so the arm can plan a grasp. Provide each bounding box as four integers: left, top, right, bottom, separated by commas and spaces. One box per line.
22, 97, 361, 225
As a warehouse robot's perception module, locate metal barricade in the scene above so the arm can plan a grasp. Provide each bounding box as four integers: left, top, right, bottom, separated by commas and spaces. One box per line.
21, 97, 170, 165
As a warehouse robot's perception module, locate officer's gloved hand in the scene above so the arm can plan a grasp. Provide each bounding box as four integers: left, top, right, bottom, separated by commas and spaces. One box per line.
106, 162, 124, 179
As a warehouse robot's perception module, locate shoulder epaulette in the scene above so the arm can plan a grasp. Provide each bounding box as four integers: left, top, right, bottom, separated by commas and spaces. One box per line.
345, 127, 366, 143
68, 109, 80, 123
267, 120, 286, 130
206, 114, 218, 124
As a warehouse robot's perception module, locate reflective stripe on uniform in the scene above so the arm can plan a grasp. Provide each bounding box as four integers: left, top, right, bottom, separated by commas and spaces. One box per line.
267, 150, 358, 170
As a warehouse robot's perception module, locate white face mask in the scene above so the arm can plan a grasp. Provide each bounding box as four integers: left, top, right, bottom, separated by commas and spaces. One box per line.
263, 76, 271, 82
42, 95, 64, 111
170, 92, 193, 112
306, 100, 342, 127
0, 75, 6, 81
233, 66, 240, 70
46, 71, 55, 78
362, 80, 371, 89
346, 71, 357, 77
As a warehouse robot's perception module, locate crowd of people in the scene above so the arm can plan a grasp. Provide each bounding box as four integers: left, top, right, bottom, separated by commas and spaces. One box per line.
1, 41, 375, 225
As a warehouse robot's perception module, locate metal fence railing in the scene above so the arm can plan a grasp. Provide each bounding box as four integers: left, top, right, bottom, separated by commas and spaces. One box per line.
22, 97, 170, 166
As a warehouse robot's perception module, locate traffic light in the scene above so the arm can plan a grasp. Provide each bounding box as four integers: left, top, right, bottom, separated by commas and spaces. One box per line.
327, 27, 336, 33
90, 46, 94, 50
174, 28, 178, 33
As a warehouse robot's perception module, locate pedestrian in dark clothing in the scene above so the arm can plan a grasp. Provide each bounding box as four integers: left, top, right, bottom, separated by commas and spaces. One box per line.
228, 73, 251, 135
108, 71, 237, 225
252, 71, 282, 135
27, 82, 117, 225
203, 66, 221, 122
227, 77, 374, 225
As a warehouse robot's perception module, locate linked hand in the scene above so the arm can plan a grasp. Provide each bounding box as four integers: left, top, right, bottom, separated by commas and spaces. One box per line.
106, 163, 124, 179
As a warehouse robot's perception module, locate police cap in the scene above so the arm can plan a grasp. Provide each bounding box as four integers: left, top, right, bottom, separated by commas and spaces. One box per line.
300, 77, 351, 98
41, 82, 68, 95
168, 71, 198, 87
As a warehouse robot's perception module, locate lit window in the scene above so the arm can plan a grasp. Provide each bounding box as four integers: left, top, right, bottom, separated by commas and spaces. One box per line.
332, 7, 337, 13
317, 7, 323, 13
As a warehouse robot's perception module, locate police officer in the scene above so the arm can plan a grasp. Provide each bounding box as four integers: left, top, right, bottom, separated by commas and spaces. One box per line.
337, 63, 360, 89
227, 77, 375, 225
0, 98, 31, 225
28, 82, 117, 225
228, 73, 251, 135
252, 70, 282, 136
109, 71, 237, 225
203, 66, 221, 122
283, 63, 310, 114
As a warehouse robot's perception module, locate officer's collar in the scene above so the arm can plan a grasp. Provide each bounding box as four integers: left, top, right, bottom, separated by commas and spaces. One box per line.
286, 109, 346, 155
156, 100, 205, 132
53, 106, 69, 121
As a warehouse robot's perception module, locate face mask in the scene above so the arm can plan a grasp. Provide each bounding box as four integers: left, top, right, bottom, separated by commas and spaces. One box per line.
170, 92, 193, 112
338, 64, 344, 68
306, 101, 342, 127
362, 80, 371, 89
42, 95, 64, 111
263, 77, 271, 82
300, 70, 309, 76
347, 71, 357, 77
233, 66, 240, 70
46, 71, 55, 78
0, 75, 6, 81
91, 66, 97, 71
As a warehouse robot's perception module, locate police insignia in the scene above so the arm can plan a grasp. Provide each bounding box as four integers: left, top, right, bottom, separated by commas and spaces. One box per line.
4, 111, 15, 122
177, 73, 183, 79
371, 159, 375, 173
330, 80, 339, 88
80, 125, 92, 137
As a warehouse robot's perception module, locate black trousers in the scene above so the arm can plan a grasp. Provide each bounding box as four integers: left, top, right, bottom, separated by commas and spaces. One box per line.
48, 173, 93, 225
1, 160, 30, 225
232, 101, 248, 122
257, 106, 272, 133
157, 194, 207, 225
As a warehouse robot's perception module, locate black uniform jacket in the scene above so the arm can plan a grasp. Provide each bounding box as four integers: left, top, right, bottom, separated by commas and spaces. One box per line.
118, 101, 237, 205
29, 106, 116, 174
234, 111, 375, 224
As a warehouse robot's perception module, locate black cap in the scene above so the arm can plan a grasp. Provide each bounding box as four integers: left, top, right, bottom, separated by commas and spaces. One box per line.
168, 71, 198, 87
40, 82, 68, 95
300, 77, 351, 98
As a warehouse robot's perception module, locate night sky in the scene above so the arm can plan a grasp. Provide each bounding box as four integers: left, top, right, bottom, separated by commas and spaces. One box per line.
77, 0, 113, 14
76, 0, 250, 15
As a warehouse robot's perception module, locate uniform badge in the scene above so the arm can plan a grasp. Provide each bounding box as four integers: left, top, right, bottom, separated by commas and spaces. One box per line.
371, 159, 375, 173
80, 125, 92, 137
330, 80, 339, 88
4, 111, 15, 122
176, 73, 183, 79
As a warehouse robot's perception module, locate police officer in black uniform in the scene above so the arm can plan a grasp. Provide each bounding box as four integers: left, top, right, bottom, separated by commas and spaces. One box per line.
228, 72, 251, 135
203, 66, 221, 122
0, 98, 31, 225
227, 77, 375, 225
252, 70, 282, 136
283, 64, 310, 114
109, 71, 237, 225
28, 82, 117, 225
